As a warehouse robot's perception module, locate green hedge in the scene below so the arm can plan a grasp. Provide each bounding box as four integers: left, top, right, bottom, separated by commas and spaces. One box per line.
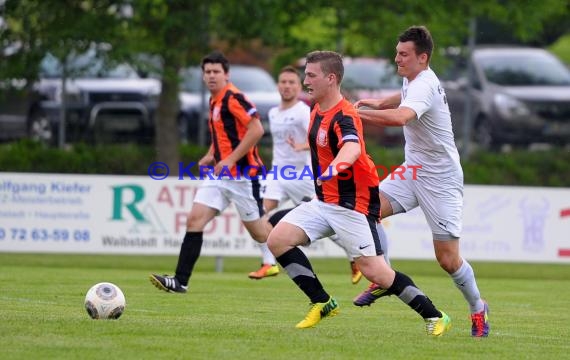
0, 140, 568, 187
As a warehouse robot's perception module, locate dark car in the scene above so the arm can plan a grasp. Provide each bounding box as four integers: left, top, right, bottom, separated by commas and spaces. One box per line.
178, 65, 281, 144
0, 49, 160, 145
443, 46, 570, 149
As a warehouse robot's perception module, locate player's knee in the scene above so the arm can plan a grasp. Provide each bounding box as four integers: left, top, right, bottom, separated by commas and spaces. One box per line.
436, 252, 461, 273
250, 230, 268, 243
267, 226, 290, 254
186, 212, 208, 230
379, 191, 395, 217
266, 233, 279, 253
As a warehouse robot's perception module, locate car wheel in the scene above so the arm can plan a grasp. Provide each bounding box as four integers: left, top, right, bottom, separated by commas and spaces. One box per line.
92, 121, 114, 144
473, 118, 498, 150
178, 114, 190, 144
28, 111, 56, 146
178, 113, 201, 143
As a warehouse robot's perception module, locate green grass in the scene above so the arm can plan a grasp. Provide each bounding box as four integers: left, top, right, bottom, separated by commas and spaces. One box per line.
1, 254, 569, 360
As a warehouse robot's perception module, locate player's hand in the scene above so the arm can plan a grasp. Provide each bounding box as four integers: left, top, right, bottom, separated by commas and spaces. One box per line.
198, 153, 215, 167
316, 165, 338, 186
214, 158, 235, 176
286, 135, 297, 149
287, 135, 309, 152
354, 98, 378, 109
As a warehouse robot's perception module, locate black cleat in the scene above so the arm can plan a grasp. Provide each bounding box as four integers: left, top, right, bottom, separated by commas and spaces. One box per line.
149, 274, 188, 293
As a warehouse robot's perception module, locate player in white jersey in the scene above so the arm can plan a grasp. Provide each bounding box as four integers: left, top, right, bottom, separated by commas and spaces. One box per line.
354, 26, 489, 337
248, 65, 362, 284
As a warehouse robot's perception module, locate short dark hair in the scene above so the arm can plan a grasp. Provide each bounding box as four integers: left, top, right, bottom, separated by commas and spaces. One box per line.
399, 26, 433, 60
278, 65, 302, 81
305, 50, 344, 84
201, 51, 230, 73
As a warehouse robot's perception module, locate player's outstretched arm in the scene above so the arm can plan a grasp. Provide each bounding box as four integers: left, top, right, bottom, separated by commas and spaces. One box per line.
358, 106, 416, 127
354, 93, 401, 110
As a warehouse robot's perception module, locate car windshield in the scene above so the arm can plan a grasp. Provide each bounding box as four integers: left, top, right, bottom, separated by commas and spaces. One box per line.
181, 66, 277, 93
479, 51, 570, 86
342, 61, 401, 90
40, 51, 140, 79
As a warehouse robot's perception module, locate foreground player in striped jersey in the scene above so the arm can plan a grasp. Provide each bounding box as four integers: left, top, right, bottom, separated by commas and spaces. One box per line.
267, 50, 451, 335
250, 65, 362, 284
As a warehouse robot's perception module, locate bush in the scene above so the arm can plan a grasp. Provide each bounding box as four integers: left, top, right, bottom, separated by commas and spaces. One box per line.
462, 148, 570, 187
0, 140, 156, 174
0, 140, 568, 187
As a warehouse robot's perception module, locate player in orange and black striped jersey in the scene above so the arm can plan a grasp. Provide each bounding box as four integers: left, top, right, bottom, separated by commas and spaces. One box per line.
149, 52, 270, 293
207, 82, 264, 178
267, 51, 450, 335
308, 97, 380, 219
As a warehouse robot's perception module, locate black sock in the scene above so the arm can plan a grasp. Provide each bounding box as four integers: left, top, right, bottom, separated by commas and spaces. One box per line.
268, 208, 294, 227
175, 231, 203, 286
388, 271, 442, 319
276, 247, 329, 303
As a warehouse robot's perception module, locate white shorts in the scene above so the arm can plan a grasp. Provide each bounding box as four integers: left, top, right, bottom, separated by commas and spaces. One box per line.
281, 199, 382, 259
193, 177, 263, 222
380, 165, 463, 239
262, 177, 315, 205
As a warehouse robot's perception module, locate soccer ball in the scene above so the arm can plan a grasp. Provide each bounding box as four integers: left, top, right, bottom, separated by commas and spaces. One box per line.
84, 282, 126, 319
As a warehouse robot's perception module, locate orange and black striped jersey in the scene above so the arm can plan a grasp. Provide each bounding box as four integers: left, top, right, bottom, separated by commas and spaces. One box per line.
308, 98, 380, 219
209, 83, 264, 177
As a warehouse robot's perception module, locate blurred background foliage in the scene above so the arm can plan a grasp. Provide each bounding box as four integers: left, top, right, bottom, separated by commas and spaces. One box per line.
1, 140, 569, 187
1, 0, 569, 173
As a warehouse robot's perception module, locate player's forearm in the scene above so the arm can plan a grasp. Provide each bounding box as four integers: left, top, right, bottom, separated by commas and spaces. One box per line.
226, 120, 264, 163
329, 142, 361, 171
296, 142, 310, 151
199, 146, 215, 166
356, 93, 401, 110
378, 93, 401, 109
358, 107, 415, 127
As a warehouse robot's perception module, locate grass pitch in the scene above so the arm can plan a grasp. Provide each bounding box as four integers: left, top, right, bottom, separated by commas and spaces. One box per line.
1, 253, 569, 360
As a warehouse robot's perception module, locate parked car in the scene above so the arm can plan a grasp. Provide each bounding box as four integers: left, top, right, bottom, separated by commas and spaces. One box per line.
0, 49, 160, 145
342, 57, 403, 146
178, 65, 281, 144
442, 46, 570, 149
0, 79, 37, 141
295, 56, 403, 146
341, 57, 401, 101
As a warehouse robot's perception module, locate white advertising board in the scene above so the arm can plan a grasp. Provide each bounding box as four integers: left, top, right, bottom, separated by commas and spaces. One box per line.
0, 173, 569, 263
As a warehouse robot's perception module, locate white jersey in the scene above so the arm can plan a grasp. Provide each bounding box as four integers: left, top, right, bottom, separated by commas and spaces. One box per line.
399, 68, 462, 176
268, 101, 311, 168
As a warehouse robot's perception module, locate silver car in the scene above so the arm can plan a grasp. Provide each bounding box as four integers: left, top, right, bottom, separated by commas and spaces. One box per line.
178, 65, 280, 145
443, 46, 570, 149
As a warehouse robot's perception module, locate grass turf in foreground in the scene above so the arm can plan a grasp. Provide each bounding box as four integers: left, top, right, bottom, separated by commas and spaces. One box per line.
0, 254, 569, 360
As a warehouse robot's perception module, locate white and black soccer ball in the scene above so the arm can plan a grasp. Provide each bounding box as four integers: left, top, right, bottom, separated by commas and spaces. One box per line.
84, 282, 126, 319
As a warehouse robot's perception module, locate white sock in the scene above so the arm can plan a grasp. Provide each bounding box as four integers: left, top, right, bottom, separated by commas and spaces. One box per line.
450, 258, 485, 313
259, 242, 276, 265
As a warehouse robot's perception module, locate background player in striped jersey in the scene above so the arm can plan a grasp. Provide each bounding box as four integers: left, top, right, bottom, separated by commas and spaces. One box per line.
150, 51, 269, 293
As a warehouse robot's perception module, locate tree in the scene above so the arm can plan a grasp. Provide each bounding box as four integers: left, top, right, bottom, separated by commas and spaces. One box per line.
2, 0, 567, 164
1, 0, 129, 146
259, 0, 569, 66
113, 0, 211, 175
